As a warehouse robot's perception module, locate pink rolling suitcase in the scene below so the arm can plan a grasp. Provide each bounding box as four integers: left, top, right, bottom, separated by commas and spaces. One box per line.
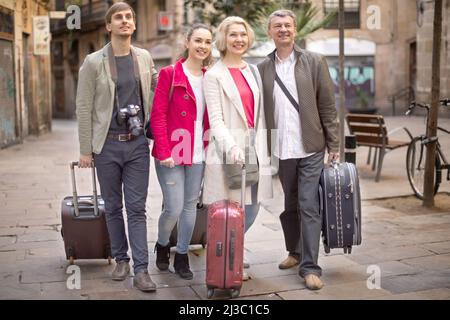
205, 166, 246, 299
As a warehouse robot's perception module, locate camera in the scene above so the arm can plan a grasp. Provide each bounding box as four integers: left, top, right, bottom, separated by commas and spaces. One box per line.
116, 104, 144, 137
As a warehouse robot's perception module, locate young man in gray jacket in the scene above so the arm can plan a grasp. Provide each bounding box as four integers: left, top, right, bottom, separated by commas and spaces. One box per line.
258, 9, 339, 290
76, 2, 157, 292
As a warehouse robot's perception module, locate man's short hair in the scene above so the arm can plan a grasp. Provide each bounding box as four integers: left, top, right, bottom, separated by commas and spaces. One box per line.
267, 9, 297, 29
215, 16, 255, 58
105, 1, 136, 24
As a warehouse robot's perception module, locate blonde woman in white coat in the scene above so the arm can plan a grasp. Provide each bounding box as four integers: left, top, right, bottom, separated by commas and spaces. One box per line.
203, 17, 273, 277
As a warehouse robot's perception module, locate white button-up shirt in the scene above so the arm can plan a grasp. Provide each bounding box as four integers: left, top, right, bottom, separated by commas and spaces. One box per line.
273, 51, 315, 160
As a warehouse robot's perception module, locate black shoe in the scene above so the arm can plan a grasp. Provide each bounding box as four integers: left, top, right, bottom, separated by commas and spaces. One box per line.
154, 242, 170, 271
174, 252, 193, 280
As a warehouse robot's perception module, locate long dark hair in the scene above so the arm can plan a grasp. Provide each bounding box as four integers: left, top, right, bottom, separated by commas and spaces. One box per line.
181, 23, 214, 68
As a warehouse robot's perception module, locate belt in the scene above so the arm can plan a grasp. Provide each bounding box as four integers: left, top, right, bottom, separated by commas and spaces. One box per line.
107, 133, 135, 142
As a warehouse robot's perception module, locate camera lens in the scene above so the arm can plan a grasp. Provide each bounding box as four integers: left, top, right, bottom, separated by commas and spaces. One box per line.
128, 116, 143, 136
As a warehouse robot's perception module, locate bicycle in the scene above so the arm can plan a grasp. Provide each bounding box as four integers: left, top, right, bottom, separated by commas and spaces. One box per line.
405, 98, 450, 199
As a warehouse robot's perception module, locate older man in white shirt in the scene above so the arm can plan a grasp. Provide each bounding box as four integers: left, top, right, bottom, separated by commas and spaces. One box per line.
258, 9, 339, 291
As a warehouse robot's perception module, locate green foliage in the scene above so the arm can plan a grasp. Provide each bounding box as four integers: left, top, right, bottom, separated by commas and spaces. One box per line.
253, 1, 337, 45
185, 0, 275, 27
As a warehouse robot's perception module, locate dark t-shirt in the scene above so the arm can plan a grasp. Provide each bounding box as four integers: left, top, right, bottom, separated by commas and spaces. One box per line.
109, 53, 144, 134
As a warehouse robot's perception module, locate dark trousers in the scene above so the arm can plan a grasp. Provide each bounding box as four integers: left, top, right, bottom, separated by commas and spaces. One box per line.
279, 151, 324, 277
94, 135, 150, 274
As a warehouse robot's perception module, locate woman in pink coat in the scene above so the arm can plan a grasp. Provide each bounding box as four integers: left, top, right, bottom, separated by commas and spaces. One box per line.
150, 24, 212, 280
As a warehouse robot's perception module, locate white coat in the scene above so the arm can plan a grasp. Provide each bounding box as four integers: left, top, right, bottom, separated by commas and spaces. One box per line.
203, 60, 273, 205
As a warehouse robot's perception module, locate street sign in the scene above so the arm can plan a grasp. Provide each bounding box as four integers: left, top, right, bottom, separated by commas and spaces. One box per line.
158, 12, 173, 31
33, 16, 50, 55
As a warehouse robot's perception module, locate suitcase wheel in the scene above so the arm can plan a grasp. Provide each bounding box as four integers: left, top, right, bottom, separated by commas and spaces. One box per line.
230, 288, 240, 299
207, 288, 214, 299
324, 243, 330, 254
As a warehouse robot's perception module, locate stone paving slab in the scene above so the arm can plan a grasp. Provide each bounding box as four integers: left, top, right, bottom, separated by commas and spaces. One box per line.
420, 241, 450, 255
277, 280, 392, 300
235, 293, 283, 300
0, 250, 26, 266
369, 288, 450, 300
0, 227, 27, 237
400, 253, 450, 271
0, 272, 42, 300
18, 229, 60, 243
191, 274, 306, 300
0, 236, 17, 248
86, 285, 200, 300
1, 239, 64, 252
380, 270, 450, 294
346, 245, 435, 265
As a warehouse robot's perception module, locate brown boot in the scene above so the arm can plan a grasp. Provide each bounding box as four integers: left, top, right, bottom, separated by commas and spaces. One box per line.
304, 274, 324, 290
278, 255, 300, 270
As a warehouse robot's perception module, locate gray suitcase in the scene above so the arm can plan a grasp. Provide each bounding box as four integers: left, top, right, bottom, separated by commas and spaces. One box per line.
319, 162, 362, 254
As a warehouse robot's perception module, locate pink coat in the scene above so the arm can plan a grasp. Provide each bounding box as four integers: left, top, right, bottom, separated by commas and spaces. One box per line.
150, 59, 210, 165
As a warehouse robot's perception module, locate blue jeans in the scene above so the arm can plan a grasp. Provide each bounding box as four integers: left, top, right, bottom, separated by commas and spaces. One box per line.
155, 160, 204, 254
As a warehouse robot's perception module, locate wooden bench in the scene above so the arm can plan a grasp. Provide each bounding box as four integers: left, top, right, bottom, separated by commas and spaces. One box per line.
346, 114, 413, 182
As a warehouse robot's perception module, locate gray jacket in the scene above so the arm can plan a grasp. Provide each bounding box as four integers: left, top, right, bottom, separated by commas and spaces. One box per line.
76, 43, 157, 155
257, 45, 339, 155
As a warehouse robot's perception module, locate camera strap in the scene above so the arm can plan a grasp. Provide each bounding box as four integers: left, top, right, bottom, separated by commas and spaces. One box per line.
107, 43, 143, 116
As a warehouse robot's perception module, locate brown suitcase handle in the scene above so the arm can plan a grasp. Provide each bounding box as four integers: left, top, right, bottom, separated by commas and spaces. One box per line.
70, 161, 99, 217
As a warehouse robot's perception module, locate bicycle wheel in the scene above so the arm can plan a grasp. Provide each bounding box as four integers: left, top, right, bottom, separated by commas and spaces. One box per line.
406, 136, 440, 199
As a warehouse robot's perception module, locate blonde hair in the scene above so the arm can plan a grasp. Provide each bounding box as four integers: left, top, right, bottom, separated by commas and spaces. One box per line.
215, 16, 255, 58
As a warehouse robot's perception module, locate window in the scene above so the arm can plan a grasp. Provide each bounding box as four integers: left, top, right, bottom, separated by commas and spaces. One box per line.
0, 7, 14, 35
54, 0, 65, 11
323, 0, 360, 29
52, 41, 64, 66
157, 0, 167, 36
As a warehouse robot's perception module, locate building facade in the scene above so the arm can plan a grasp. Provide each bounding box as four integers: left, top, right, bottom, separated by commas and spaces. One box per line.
0, 0, 52, 148
50, 0, 188, 119
306, 0, 418, 115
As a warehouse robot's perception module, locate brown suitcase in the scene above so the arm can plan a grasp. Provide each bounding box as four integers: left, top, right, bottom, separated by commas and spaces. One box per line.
61, 161, 112, 265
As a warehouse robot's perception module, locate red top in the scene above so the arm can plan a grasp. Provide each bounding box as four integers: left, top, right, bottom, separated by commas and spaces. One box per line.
228, 68, 254, 128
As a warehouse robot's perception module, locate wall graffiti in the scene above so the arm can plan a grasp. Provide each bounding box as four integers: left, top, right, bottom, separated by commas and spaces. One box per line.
327, 56, 375, 111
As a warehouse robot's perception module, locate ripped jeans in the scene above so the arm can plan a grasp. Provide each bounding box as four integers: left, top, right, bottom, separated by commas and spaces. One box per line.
155, 160, 204, 254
